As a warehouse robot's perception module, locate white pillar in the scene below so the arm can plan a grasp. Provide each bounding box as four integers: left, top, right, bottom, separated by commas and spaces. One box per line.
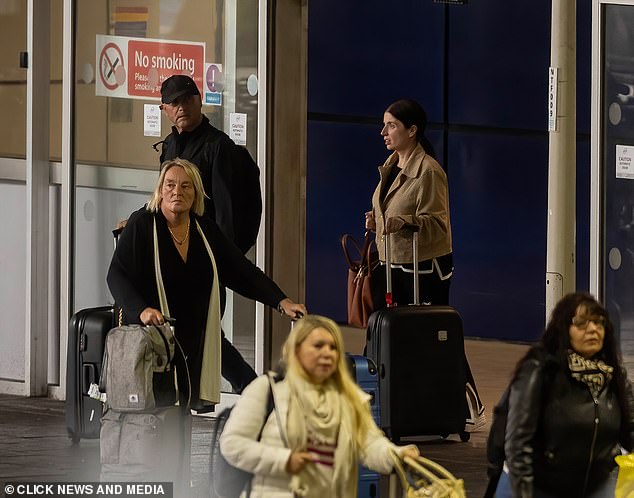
52, 0, 75, 401
26, 0, 51, 395
546, 0, 577, 323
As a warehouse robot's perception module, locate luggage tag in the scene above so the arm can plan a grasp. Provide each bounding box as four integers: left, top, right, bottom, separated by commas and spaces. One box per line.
88, 382, 107, 403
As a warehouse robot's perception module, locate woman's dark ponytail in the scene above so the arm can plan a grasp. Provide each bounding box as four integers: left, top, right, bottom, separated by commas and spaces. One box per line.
418, 135, 437, 161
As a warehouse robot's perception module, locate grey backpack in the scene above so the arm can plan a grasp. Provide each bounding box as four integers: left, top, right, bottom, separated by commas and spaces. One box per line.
100, 323, 177, 412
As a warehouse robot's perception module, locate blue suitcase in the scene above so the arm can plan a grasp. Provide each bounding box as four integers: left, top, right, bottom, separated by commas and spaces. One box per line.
346, 354, 381, 498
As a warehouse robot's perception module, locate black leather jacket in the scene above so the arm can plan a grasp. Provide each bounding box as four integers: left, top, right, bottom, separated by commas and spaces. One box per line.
505, 350, 634, 498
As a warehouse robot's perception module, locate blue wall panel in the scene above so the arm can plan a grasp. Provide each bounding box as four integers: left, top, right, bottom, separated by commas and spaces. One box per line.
308, 0, 445, 121
448, 1, 550, 130
577, 138, 590, 291
448, 132, 548, 342
577, 1, 592, 135
306, 121, 383, 320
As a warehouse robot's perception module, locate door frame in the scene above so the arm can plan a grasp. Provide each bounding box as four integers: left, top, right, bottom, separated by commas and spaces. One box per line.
589, 0, 634, 299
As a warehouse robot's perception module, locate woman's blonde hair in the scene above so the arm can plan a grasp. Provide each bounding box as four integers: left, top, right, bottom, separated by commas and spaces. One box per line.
146, 158, 207, 216
282, 314, 375, 448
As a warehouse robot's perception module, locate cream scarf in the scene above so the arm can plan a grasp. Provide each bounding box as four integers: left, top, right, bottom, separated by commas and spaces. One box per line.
153, 217, 222, 405
286, 375, 357, 497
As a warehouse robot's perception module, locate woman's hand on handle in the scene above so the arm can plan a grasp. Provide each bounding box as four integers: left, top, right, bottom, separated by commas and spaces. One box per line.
399, 445, 420, 461
140, 307, 165, 326
365, 211, 376, 231
285, 451, 315, 475
278, 298, 308, 320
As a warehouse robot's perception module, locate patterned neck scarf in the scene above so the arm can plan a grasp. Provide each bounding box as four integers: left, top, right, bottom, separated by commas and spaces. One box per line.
567, 350, 614, 398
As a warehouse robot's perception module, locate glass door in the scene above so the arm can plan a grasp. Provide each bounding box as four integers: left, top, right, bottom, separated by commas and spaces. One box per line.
0, 0, 64, 396
0, 0, 27, 392
593, 0, 634, 372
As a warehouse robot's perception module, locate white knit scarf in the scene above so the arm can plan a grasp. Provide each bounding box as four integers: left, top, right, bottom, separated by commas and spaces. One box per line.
286, 375, 356, 497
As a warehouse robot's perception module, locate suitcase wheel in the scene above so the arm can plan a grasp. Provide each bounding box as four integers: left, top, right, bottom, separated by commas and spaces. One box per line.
440, 432, 470, 442
69, 433, 80, 445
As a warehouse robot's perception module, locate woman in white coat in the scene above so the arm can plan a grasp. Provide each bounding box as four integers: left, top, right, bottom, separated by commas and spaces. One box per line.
220, 314, 419, 497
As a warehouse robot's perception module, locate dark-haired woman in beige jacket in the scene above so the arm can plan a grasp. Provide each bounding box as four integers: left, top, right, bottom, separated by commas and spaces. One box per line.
365, 98, 485, 431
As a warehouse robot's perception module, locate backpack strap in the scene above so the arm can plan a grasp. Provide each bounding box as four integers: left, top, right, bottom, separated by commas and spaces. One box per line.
257, 376, 275, 440
267, 373, 289, 448
245, 375, 279, 498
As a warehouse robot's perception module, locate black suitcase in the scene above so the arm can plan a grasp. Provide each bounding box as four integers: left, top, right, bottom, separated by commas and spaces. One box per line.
366, 228, 469, 443
65, 306, 114, 443
65, 228, 122, 443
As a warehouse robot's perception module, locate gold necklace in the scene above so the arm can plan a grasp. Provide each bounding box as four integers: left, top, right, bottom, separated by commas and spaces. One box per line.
168, 219, 190, 245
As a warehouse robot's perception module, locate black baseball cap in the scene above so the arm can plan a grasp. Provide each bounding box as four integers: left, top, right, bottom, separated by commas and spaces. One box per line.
160, 75, 200, 104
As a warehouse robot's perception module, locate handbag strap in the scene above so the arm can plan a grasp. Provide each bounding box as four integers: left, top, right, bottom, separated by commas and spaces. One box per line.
341, 234, 363, 270
341, 232, 375, 270
363, 236, 377, 277
389, 449, 459, 497
246, 374, 284, 498
153, 219, 171, 317
404, 455, 458, 488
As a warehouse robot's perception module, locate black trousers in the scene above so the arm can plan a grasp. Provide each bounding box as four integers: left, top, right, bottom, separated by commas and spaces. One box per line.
370, 266, 483, 408
221, 332, 257, 393
177, 331, 257, 413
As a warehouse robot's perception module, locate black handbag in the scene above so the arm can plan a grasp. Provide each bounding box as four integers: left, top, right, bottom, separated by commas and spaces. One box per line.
210, 375, 281, 498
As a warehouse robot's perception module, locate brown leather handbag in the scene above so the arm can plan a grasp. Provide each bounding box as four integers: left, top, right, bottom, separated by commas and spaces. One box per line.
341, 232, 378, 328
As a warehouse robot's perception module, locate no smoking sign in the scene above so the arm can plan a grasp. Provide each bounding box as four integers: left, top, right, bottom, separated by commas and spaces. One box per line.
96, 34, 205, 100
99, 42, 126, 90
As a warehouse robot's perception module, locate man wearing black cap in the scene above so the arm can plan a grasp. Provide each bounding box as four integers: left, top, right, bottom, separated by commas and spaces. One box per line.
159, 74, 262, 254
158, 74, 261, 394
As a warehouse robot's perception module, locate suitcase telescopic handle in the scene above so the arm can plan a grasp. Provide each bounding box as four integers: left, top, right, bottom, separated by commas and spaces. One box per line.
112, 227, 123, 251
383, 224, 420, 306
385, 232, 393, 306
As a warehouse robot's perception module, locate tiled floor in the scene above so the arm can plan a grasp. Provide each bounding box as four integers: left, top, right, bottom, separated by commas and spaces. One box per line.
0, 337, 529, 497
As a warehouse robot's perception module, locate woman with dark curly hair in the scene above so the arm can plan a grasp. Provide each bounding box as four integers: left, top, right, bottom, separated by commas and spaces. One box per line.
496, 292, 634, 498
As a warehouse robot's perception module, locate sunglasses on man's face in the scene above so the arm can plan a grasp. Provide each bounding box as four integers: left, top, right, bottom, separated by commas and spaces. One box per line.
159, 94, 196, 110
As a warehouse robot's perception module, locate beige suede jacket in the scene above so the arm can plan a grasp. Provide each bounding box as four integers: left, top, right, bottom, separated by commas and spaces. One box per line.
371, 144, 452, 264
